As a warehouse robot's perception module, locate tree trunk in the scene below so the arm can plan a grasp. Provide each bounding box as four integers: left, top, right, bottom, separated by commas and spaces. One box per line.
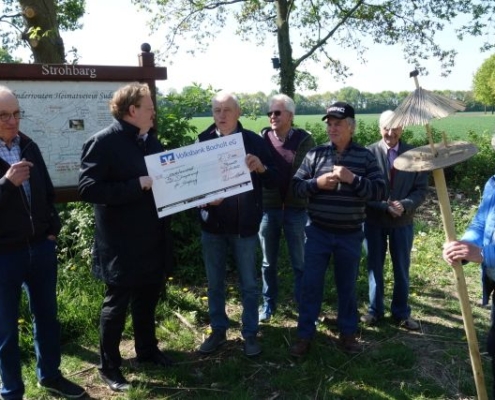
18, 0, 65, 63
275, 0, 295, 98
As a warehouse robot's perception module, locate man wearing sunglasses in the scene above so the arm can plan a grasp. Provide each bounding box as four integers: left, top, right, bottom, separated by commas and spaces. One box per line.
258, 94, 316, 322
289, 102, 385, 357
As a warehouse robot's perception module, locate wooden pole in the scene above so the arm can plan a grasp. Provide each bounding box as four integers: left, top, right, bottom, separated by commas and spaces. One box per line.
432, 168, 487, 399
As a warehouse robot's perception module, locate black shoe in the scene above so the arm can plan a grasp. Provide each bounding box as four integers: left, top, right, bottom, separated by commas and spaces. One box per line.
137, 350, 175, 367
38, 375, 87, 398
98, 368, 131, 392
198, 331, 227, 354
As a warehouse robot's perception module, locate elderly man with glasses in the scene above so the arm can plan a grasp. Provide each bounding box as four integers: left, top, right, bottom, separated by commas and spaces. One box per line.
0, 85, 86, 400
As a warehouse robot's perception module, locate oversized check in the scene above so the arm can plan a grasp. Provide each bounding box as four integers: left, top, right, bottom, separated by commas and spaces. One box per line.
145, 133, 253, 217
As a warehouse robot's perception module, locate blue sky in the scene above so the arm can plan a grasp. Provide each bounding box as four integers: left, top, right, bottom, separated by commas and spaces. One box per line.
14, 0, 492, 95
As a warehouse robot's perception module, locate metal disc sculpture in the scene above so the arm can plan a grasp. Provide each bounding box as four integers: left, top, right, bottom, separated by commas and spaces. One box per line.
386, 70, 486, 399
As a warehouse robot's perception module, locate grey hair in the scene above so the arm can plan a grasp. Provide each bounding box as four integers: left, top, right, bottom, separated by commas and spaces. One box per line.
269, 93, 295, 114
212, 91, 240, 110
0, 85, 16, 99
379, 110, 396, 129
346, 117, 356, 133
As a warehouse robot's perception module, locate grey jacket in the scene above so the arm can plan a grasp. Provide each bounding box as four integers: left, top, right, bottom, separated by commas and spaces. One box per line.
365, 140, 428, 228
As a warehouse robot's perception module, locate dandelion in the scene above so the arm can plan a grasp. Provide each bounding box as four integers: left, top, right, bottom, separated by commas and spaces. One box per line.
168, 276, 174, 281
201, 296, 208, 301
182, 287, 189, 292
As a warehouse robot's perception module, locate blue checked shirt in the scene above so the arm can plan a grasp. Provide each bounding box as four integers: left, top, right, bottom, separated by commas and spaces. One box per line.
0, 135, 31, 203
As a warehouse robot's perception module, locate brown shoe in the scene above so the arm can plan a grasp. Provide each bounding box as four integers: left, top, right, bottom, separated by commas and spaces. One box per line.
289, 338, 311, 357
339, 334, 361, 354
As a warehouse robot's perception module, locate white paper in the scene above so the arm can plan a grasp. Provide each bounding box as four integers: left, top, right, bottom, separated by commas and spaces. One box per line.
145, 133, 253, 217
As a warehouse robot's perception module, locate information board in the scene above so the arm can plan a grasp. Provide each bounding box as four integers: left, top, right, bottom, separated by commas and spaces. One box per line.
1, 80, 127, 187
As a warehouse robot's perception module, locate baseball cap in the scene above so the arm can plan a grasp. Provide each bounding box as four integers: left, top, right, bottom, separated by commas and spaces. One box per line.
322, 102, 355, 121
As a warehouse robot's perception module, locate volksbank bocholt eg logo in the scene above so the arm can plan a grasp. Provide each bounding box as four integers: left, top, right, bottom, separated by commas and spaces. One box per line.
160, 153, 175, 165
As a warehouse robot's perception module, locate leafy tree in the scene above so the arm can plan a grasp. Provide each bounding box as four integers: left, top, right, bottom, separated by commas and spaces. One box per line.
473, 54, 495, 113
0, 47, 20, 63
132, 0, 495, 99
0, 0, 85, 63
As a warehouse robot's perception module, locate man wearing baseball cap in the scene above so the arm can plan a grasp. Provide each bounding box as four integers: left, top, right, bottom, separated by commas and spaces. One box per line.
321, 102, 355, 121
289, 101, 386, 356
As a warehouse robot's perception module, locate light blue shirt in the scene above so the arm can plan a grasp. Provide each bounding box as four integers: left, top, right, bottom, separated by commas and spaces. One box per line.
461, 175, 495, 280
0, 135, 31, 203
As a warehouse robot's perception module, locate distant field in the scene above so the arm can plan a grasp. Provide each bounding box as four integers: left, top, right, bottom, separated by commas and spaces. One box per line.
191, 112, 495, 140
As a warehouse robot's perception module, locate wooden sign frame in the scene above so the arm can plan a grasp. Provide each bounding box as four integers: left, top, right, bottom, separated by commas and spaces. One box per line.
0, 43, 167, 202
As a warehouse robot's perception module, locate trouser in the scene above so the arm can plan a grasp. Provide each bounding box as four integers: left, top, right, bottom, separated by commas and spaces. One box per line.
99, 282, 163, 370
201, 231, 259, 338
0, 239, 61, 400
297, 224, 363, 339
364, 223, 414, 320
259, 207, 307, 311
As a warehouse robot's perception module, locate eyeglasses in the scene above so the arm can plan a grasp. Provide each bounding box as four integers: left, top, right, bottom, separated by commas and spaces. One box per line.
267, 110, 283, 117
0, 111, 21, 122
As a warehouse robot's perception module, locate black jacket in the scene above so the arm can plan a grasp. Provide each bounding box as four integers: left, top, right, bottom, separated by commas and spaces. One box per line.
79, 120, 173, 286
0, 132, 60, 253
197, 122, 278, 236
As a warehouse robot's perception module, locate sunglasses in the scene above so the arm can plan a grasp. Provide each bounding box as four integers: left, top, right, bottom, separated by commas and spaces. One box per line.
267, 110, 283, 117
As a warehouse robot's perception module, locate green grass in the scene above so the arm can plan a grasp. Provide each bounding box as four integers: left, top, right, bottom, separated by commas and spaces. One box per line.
22, 198, 494, 399
18, 125, 495, 399
192, 111, 495, 140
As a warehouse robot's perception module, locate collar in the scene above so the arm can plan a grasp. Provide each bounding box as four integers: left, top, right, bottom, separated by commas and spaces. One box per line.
384, 141, 399, 152
0, 134, 20, 149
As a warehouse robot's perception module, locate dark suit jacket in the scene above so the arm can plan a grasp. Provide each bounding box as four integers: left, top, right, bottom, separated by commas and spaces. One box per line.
79, 119, 173, 286
365, 140, 428, 228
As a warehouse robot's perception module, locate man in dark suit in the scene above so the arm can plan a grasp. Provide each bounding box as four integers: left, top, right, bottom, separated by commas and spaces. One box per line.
362, 110, 428, 330
79, 82, 174, 392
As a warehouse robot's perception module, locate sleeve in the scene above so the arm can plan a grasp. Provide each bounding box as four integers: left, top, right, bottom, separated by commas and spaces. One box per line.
401, 171, 429, 214
351, 151, 386, 202
78, 136, 143, 205
255, 134, 279, 190
36, 144, 61, 235
292, 149, 319, 199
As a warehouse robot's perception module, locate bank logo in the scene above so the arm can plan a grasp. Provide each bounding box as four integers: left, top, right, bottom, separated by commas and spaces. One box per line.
160, 153, 175, 165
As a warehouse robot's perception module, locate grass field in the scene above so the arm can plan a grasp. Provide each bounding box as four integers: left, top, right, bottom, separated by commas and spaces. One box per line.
191, 111, 495, 140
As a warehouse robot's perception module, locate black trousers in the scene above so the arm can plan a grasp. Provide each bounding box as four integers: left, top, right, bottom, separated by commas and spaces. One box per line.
98, 282, 163, 370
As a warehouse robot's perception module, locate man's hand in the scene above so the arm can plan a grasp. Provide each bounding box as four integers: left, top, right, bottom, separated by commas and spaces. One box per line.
139, 176, 153, 191
316, 172, 340, 190
5, 160, 33, 186
332, 166, 355, 185
442, 240, 483, 266
245, 153, 266, 173
387, 200, 404, 218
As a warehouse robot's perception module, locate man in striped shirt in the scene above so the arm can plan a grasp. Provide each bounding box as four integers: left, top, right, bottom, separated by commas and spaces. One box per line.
289, 102, 385, 357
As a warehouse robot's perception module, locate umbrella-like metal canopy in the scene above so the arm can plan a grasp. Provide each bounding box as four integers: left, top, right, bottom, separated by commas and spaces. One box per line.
391, 70, 486, 400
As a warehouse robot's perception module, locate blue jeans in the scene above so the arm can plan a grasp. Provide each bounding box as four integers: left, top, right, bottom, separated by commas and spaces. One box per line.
201, 231, 259, 338
364, 223, 413, 320
297, 224, 363, 339
258, 207, 307, 313
0, 239, 61, 400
